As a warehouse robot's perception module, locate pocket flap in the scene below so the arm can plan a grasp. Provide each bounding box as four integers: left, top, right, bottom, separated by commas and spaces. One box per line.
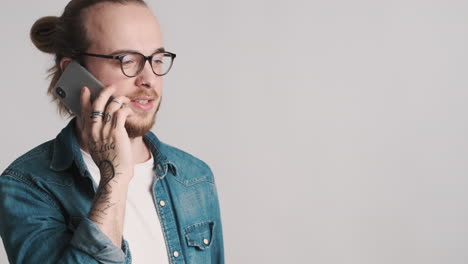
184, 221, 214, 250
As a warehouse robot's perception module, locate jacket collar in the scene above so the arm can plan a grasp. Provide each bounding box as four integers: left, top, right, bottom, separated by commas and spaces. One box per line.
49, 118, 178, 179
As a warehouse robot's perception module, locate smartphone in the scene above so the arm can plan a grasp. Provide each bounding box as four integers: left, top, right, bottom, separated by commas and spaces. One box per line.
53, 61, 104, 117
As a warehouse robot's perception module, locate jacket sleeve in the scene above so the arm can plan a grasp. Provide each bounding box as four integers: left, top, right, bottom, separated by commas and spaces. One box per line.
0, 173, 129, 264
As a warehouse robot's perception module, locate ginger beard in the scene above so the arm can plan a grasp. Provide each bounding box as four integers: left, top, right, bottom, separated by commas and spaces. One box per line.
124, 89, 161, 138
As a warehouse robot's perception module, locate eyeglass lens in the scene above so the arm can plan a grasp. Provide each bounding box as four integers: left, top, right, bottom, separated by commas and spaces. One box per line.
121, 53, 173, 77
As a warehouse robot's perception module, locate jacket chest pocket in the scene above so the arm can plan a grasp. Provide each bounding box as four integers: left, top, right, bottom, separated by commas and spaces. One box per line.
184, 221, 214, 250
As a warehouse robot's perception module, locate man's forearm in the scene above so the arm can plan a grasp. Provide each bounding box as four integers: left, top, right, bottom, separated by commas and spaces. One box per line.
88, 172, 131, 247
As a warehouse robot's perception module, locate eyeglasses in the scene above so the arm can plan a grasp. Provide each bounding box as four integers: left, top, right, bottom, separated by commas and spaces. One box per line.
80, 51, 176, 77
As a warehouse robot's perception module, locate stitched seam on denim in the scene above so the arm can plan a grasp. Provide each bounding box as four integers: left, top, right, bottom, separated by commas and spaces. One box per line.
184, 221, 214, 233
31, 176, 73, 187
2, 169, 35, 185
152, 179, 174, 263
173, 176, 215, 186
2, 171, 61, 210
160, 178, 187, 264
4, 166, 73, 187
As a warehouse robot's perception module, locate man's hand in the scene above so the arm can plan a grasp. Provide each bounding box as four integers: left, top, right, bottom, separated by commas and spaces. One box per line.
77, 85, 134, 247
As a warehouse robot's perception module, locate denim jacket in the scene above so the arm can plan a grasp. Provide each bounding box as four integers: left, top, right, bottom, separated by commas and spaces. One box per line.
0, 120, 224, 264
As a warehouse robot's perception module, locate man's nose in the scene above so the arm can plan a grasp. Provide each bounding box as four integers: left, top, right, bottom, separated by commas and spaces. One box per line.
136, 60, 158, 87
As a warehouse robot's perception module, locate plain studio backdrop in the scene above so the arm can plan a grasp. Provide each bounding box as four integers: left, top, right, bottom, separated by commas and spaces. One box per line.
1, 0, 468, 263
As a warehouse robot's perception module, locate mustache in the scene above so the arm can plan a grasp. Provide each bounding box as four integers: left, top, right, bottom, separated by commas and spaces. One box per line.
126, 89, 159, 100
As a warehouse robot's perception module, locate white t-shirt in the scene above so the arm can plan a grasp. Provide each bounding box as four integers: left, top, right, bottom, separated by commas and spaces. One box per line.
81, 149, 169, 264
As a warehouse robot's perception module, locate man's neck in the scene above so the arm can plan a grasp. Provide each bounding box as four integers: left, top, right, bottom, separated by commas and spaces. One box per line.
128, 136, 152, 164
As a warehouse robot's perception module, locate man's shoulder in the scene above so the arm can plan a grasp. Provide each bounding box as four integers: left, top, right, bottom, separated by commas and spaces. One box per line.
159, 141, 212, 171
158, 140, 215, 184
1, 139, 56, 182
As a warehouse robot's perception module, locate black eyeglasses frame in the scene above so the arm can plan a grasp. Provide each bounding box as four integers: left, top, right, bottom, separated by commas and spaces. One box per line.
80, 51, 177, 77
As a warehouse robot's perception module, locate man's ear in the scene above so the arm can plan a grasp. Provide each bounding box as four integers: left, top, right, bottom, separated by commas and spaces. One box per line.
59, 57, 73, 72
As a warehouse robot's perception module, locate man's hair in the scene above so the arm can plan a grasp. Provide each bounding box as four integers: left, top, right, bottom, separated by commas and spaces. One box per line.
30, 0, 147, 117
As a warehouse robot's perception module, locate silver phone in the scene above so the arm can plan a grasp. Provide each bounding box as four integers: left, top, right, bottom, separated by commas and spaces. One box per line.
53, 61, 104, 117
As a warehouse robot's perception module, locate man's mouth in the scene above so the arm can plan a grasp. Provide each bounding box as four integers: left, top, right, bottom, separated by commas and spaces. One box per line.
130, 97, 155, 111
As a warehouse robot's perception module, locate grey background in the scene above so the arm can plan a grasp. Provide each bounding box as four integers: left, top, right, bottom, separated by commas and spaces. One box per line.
1, 0, 468, 263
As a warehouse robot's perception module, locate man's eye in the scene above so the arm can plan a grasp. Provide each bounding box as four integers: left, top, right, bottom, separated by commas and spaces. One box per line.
153, 59, 163, 64
122, 60, 136, 65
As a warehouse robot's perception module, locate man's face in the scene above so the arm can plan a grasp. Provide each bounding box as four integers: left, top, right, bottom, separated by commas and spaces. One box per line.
82, 2, 164, 137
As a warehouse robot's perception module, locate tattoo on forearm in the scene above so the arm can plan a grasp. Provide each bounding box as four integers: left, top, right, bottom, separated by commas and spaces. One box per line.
89, 159, 118, 223
88, 141, 122, 225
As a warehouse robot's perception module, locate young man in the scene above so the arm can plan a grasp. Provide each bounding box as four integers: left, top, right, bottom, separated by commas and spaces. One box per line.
0, 1, 224, 263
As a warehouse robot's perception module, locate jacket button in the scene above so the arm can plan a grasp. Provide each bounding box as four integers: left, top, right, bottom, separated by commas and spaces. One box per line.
173, 251, 179, 258
159, 200, 166, 207
203, 238, 209, 245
